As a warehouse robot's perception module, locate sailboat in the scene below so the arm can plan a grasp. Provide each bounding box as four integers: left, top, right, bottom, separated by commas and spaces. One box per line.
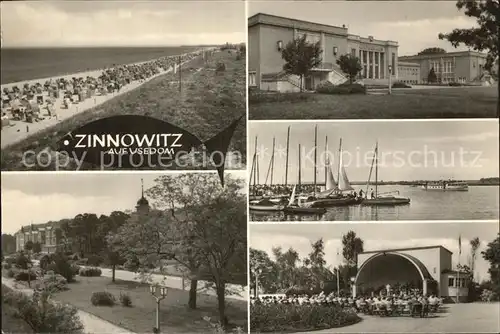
303, 137, 359, 208
284, 185, 326, 214
361, 142, 410, 206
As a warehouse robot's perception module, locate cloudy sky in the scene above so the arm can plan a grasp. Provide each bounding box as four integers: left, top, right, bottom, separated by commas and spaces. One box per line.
249, 120, 499, 183
249, 1, 476, 55
0, 1, 245, 47
1, 171, 245, 234
250, 222, 498, 282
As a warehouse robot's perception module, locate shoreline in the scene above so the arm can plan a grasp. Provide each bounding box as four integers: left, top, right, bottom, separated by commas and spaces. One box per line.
0, 48, 212, 90
1, 52, 204, 149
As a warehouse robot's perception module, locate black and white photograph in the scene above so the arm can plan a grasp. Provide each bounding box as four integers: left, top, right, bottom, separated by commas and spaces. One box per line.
249, 120, 499, 221
248, 1, 499, 119
0, 1, 246, 171
249, 222, 500, 333
1, 172, 247, 334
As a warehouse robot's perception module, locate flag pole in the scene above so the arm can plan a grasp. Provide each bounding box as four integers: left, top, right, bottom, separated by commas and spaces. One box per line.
457, 235, 461, 303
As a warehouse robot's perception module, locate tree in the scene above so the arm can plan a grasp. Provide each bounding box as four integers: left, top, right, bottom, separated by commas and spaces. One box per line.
249, 248, 278, 295
438, 0, 500, 114
1, 234, 16, 255
24, 240, 34, 252
336, 54, 363, 84
342, 231, 364, 267
281, 34, 322, 91
469, 237, 480, 281
418, 47, 447, 55
32, 241, 42, 254
427, 67, 438, 83
482, 233, 500, 294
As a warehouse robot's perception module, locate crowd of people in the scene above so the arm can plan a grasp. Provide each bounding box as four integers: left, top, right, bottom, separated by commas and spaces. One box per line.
1, 50, 204, 126
251, 289, 443, 318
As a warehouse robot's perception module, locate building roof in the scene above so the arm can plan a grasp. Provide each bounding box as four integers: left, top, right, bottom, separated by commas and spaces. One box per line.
137, 196, 149, 206
399, 50, 488, 60
398, 61, 420, 67
360, 245, 453, 255
248, 12, 348, 36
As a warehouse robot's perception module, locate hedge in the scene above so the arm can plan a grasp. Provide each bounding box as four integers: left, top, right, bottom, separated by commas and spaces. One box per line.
249, 92, 313, 104
250, 303, 360, 332
91, 291, 115, 306
316, 82, 366, 95
79, 267, 102, 277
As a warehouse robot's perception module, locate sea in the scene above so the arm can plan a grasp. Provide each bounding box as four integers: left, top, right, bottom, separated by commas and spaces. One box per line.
250, 185, 500, 222
0, 47, 201, 84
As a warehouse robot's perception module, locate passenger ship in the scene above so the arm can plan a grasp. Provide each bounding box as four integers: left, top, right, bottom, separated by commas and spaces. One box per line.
421, 180, 469, 191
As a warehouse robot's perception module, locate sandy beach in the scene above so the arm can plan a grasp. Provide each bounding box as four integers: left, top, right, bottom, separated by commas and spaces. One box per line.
1, 50, 208, 149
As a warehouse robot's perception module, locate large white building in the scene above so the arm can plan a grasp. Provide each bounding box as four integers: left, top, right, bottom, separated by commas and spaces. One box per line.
353, 245, 469, 302
248, 13, 399, 92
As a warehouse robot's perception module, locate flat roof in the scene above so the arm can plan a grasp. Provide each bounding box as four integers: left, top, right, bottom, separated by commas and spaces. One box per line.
360, 245, 453, 255
399, 50, 488, 59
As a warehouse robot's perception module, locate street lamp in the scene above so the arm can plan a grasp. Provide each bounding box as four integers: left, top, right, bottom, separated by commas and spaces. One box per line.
388, 65, 393, 95
150, 285, 168, 333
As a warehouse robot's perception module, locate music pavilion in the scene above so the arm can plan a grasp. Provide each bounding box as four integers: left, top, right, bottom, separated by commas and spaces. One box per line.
352, 245, 469, 302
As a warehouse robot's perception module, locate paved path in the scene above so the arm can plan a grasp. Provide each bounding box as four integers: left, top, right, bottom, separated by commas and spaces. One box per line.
97, 267, 248, 301
2, 278, 135, 334
300, 303, 500, 333
1, 58, 195, 149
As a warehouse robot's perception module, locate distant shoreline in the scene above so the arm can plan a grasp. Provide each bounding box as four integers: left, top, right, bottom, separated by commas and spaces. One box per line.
251, 181, 500, 186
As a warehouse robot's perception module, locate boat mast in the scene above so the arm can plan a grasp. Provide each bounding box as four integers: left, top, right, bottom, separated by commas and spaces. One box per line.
325, 136, 328, 190
298, 144, 302, 193
375, 141, 379, 198
253, 136, 258, 192
337, 138, 342, 193
365, 143, 376, 196
264, 137, 275, 186
314, 125, 318, 197
285, 126, 290, 187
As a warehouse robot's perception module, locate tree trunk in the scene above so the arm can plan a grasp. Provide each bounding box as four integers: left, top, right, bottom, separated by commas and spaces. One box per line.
216, 283, 227, 329
112, 264, 116, 282
188, 279, 197, 309
300, 75, 303, 92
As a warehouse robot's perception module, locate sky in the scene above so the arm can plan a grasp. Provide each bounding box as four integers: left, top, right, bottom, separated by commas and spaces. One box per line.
248, 1, 476, 56
250, 222, 499, 282
0, 171, 245, 234
0, 1, 245, 47
249, 120, 499, 183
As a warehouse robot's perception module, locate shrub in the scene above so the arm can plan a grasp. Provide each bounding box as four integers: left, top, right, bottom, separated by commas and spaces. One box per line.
392, 82, 411, 88
87, 255, 104, 266
36, 271, 68, 292
14, 269, 38, 281
481, 289, 499, 302
91, 291, 115, 306
215, 62, 226, 73
4, 256, 17, 265
316, 82, 366, 95
119, 292, 132, 307
6, 268, 15, 278
15, 253, 30, 269
249, 91, 312, 105
285, 285, 319, 297
52, 252, 75, 283
71, 264, 81, 275
3, 262, 12, 269
2, 284, 84, 333
79, 267, 102, 277
250, 303, 360, 332
448, 82, 462, 86
40, 254, 51, 270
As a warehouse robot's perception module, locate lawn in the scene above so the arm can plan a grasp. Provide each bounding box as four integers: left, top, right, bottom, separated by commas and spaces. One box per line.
52, 276, 247, 333
1, 49, 246, 171
249, 86, 498, 119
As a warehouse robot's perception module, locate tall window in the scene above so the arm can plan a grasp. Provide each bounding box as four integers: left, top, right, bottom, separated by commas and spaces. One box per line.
448, 277, 454, 287
351, 48, 356, 56
248, 71, 256, 87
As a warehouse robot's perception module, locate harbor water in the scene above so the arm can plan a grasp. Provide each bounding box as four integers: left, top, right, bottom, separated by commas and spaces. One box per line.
250, 185, 499, 221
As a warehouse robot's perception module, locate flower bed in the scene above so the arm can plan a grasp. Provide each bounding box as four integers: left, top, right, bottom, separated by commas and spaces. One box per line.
250, 303, 360, 332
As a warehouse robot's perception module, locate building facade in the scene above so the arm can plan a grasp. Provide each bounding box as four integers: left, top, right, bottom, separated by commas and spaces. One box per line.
353, 245, 469, 302
399, 51, 489, 84
398, 61, 421, 84
15, 181, 150, 253
248, 13, 399, 92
